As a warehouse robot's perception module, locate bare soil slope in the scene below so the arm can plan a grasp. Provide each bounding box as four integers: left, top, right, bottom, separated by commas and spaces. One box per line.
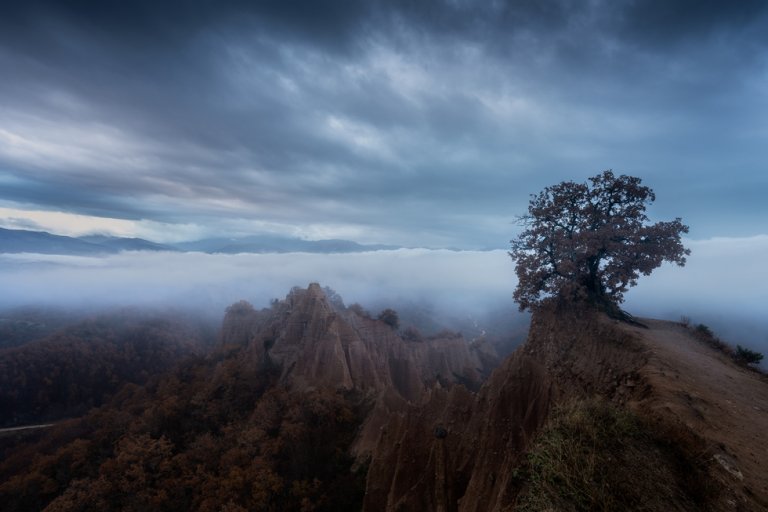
627, 319, 768, 509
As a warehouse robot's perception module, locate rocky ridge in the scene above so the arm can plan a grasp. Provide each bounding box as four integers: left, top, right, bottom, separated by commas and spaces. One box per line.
221, 282, 498, 402
363, 305, 768, 511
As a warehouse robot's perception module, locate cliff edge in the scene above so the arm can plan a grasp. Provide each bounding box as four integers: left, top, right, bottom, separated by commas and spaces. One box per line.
365, 305, 768, 511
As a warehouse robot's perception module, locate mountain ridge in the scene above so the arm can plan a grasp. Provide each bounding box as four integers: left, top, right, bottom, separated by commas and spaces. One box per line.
220, 283, 498, 401
0, 227, 400, 255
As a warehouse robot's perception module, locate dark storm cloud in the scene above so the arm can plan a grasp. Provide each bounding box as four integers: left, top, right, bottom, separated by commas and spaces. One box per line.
619, 0, 768, 46
1, 0, 767, 246
0, 177, 147, 220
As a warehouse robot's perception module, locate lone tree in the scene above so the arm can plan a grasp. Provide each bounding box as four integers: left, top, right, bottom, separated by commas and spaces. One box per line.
510, 170, 690, 313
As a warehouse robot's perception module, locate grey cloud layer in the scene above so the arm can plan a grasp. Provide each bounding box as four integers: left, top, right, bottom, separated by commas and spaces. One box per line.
1, 1, 767, 246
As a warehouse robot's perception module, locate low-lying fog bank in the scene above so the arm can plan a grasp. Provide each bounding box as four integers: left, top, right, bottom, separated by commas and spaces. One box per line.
625, 235, 768, 354
0, 249, 516, 313
1, 236, 766, 355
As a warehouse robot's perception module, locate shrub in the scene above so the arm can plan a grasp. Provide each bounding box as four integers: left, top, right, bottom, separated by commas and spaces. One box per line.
225, 300, 255, 316
690, 323, 763, 370
694, 324, 713, 337
377, 309, 399, 329
322, 286, 345, 309
401, 326, 423, 342
347, 303, 370, 318
692, 323, 731, 355
735, 345, 764, 366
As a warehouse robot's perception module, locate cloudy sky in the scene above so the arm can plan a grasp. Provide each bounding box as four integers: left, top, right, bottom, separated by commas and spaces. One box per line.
1, 0, 767, 248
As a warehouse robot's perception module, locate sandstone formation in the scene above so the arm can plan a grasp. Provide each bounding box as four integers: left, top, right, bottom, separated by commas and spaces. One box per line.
364, 305, 768, 511
364, 353, 554, 512
221, 288, 768, 510
220, 283, 498, 402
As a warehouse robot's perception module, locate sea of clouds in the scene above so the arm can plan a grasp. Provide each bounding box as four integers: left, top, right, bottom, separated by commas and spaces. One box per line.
2, 235, 767, 353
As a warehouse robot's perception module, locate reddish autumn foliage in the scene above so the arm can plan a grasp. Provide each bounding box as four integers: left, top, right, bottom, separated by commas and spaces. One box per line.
510, 171, 690, 312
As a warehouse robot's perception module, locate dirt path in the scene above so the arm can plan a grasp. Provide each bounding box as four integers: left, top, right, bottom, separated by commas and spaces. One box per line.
627, 319, 768, 508
0, 423, 55, 435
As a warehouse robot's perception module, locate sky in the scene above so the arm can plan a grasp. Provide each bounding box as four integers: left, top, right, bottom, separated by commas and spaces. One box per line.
1, 0, 767, 248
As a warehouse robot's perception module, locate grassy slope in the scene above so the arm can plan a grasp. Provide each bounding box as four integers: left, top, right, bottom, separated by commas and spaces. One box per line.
517, 313, 768, 511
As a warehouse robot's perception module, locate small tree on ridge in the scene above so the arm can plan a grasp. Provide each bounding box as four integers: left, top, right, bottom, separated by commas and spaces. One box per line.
510, 170, 690, 313
378, 308, 400, 329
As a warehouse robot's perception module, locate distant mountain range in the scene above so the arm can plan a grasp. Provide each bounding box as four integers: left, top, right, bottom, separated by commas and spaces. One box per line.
0, 228, 399, 255
172, 234, 398, 254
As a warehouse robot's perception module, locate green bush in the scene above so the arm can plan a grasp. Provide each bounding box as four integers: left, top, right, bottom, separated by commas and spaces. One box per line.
735, 345, 764, 366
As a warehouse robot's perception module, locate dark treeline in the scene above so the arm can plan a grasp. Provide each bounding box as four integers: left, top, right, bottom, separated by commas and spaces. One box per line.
0, 310, 216, 428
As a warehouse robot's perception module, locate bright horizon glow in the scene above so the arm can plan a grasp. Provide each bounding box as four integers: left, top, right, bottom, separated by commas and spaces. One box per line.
2, 205, 764, 248
0, 206, 139, 238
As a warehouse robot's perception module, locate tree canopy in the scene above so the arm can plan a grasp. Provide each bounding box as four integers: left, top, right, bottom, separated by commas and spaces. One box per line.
509, 171, 690, 312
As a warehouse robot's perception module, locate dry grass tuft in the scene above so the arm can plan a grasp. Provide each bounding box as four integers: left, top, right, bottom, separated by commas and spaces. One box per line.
514, 398, 716, 511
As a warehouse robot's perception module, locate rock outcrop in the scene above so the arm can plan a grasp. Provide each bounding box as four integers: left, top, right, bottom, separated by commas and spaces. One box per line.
222, 288, 768, 511
220, 283, 498, 402
364, 352, 554, 512
364, 304, 768, 511
362, 305, 648, 512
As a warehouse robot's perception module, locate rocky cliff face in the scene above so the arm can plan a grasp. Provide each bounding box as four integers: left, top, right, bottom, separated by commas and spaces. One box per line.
220, 289, 766, 510
364, 304, 766, 511
519, 306, 650, 402
364, 346, 556, 512
362, 306, 649, 512
363, 352, 554, 512
220, 283, 498, 402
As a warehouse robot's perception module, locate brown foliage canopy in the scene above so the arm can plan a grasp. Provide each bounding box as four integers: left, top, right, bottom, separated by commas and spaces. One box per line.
0, 343, 366, 511
510, 171, 690, 311
0, 312, 210, 428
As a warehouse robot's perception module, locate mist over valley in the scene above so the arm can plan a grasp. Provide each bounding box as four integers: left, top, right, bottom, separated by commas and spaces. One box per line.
2, 235, 766, 356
